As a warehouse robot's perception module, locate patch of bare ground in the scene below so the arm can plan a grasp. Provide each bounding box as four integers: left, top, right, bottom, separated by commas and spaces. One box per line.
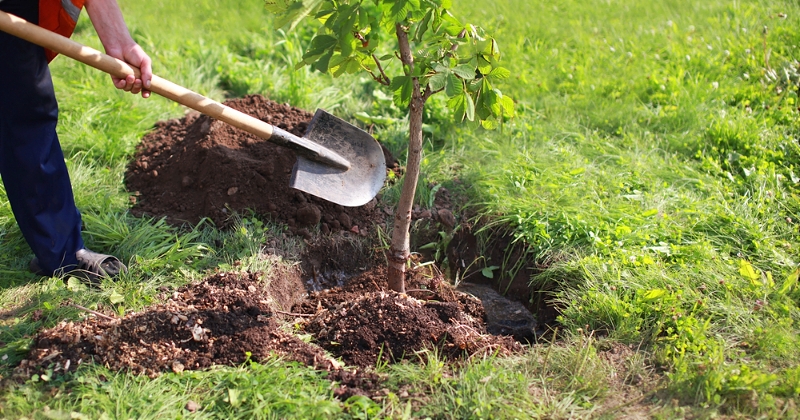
15, 263, 521, 400
297, 265, 521, 368
593, 341, 665, 419
16, 272, 339, 379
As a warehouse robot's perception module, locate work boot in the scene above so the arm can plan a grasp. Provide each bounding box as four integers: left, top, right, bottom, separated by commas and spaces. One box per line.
29, 248, 127, 284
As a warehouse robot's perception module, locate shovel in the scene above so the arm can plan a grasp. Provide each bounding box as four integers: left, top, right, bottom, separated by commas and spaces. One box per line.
0, 11, 385, 207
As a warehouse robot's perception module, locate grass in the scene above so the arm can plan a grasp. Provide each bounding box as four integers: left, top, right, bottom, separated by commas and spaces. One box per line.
1, 0, 800, 417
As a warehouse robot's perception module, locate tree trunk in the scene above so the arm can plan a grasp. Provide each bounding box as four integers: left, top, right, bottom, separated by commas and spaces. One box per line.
387, 24, 425, 293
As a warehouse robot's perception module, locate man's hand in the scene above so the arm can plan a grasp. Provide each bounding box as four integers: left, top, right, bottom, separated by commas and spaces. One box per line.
106, 43, 152, 98
84, 0, 152, 98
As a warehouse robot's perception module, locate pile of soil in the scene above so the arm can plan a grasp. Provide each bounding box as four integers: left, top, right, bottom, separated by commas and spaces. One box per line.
16, 272, 338, 378
16, 268, 522, 384
296, 266, 520, 367
125, 95, 389, 235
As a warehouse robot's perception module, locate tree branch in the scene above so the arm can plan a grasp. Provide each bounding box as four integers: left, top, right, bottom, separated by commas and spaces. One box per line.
372, 54, 391, 85
423, 84, 443, 101
366, 68, 390, 86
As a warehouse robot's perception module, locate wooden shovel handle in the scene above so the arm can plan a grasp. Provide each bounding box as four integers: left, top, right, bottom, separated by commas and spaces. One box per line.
0, 10, 276, 138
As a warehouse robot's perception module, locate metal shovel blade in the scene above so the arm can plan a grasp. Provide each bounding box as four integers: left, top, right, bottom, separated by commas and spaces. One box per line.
290, 110, 386, 207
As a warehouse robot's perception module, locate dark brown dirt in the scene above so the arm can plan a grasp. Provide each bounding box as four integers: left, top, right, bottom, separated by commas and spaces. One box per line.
125, 94, 386, 234
295, 265, 519, 368
16, 266, 522, 398
16, 272, 339, 379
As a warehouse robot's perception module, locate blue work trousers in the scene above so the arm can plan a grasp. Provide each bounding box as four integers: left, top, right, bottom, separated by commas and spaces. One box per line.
0, 0, 85, 274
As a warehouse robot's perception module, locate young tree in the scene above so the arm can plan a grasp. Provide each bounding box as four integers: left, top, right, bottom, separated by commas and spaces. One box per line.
266, 0, 514, 292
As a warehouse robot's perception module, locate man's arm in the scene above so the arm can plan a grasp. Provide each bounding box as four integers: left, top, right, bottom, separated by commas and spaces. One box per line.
84, 0, 151, 98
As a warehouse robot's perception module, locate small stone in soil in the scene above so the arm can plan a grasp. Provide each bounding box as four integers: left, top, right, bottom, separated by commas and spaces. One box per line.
437, 208, 456, 229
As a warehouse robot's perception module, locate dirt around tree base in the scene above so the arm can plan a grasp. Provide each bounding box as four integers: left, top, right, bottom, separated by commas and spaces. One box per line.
297, 265, 522, 367
16, 266, 522, 392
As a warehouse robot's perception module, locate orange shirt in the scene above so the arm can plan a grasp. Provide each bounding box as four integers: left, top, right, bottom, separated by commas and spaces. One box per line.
39, 0, 84, 62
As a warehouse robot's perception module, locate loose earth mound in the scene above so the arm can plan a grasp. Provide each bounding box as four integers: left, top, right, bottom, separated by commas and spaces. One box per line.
125, 94, 388, 235
17, 269, 522, 382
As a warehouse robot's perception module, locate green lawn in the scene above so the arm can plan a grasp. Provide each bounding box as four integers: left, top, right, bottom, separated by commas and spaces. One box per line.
1, 0, 800, 418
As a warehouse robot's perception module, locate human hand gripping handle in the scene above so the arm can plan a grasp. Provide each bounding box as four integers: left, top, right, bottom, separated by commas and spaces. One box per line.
84, 0, 151, 97
0, 10, 352, 171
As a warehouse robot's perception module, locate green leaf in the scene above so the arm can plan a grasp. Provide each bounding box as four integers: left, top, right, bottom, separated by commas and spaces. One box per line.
324, 10, 340, 30
478, 82, 500, 117
264, 0, 293, 14
428, 73, 447, 91
445, 73, 463, 97
329, 53, 348, 69
477, 55, 492, 74
447, 94, 467, 122
346, 58, 362, 73
314, 7, 335, 19
339, 32, 357, 57
481, 265, 500, 278
390, 0, 411, 22
358, 9, 369, 30
313, 49, 334, 73
305, 35, 337, 57
401, 77, 414, 104
779, 269, 799, 295
738, 259, 761, 283
338, 7, 359, 40
480, 119, 498, 130
487, 66, 511, 80
643, 289, 667, 301
414, 9, 433, 42
331, 55, 349, 77
227, 388, 242, 407
391, 76, 414, 107
452, 64, 476, 80
109, 291, 125, 304
465, 92, 475, 121
390, 75, 410, 92
480, 38, 500, 56
66, 277, 87, 292
432, 63, 450, 73
274, 0, 325, 31
499, 94, 514, 117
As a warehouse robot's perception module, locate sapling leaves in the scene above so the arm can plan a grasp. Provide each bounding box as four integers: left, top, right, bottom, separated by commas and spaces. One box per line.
447, 93, 467, 122
487, 66, 510, 81
267, 0, 514, 292
428, 72, 447, 91
270, 0, 326, 31
464, 91, 475, 121
390, 75, 414, 107
452, 64, 476, 80
304, 34, 336, 58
